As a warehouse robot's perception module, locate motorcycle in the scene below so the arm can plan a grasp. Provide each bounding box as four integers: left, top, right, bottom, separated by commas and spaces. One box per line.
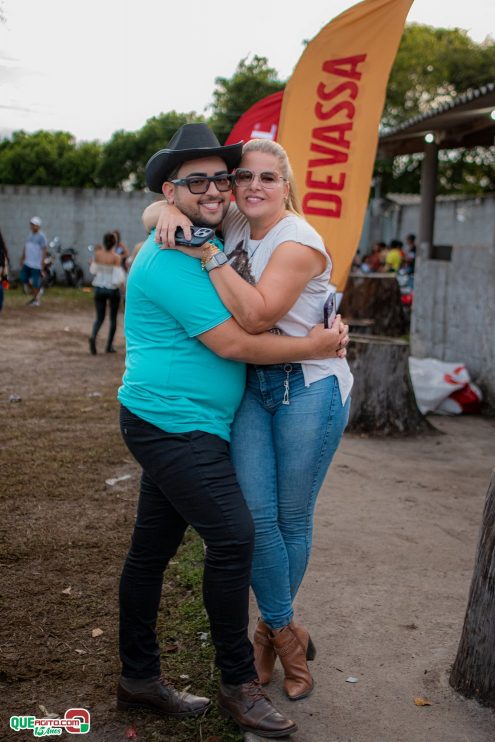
50, 237, 84, 288
41, 246, 57, 290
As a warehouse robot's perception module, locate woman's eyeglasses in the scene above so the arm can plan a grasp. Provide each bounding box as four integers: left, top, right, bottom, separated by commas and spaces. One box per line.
169, 174, 234, 194
233, 169, 287, 189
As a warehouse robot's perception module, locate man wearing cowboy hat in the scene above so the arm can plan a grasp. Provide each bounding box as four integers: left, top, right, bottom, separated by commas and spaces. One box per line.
116, 123, 341, 737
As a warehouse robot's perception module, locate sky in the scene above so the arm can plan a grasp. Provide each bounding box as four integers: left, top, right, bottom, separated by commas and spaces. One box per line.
0, 0, 494, 143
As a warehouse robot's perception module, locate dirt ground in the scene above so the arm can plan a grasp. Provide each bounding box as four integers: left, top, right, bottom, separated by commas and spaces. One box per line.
1, 289, 494, 742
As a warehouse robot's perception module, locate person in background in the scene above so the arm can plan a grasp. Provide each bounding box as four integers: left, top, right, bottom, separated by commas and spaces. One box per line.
0, 229, 10, 312
113, 229, 132, 306
125, 240, 145, 272
113, 229, 130, 270
384, 239, 404, 272
19, 217, 47, 306
351, 253, 363, 271
368, 241, 386, 272
88, 232, 125, 355
404, 233, 416, 273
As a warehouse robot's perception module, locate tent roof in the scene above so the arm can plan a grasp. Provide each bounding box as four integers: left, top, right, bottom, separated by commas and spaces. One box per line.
378, 82, 495, 156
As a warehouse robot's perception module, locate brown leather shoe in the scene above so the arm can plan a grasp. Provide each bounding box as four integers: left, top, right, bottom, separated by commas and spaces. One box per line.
117, 675, 211, 717
253, 619, 277, 685
271, 621, 315, 700
218, 679, 297, 738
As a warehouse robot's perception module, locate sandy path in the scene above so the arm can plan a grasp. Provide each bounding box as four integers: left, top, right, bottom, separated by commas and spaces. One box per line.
248, 415, 495, 741
2, 293, 494, 741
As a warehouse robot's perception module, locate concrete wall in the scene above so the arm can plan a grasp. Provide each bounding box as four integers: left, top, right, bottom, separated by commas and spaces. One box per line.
360, 193, 495, 252
3, 185, 494, 404
5, 185, 494, 274
411, 242, 495, 406
0, 185, 157, 281
397, 195, 495, 247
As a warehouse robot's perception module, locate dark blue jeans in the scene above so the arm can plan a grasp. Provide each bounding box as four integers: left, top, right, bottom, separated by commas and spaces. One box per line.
119, 405, 257, 685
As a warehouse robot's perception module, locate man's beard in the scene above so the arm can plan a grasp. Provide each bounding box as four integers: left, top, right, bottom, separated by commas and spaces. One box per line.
176, 197, 228, 229
194, 216, 219, 227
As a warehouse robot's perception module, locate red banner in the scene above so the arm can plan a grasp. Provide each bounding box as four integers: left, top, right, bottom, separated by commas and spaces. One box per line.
225, 91, 283, 146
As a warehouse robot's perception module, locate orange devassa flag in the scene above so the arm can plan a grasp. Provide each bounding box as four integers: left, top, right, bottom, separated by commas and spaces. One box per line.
278, 0, 413, 290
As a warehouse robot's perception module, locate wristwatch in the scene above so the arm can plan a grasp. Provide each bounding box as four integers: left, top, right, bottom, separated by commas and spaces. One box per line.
204, 251, 229, 272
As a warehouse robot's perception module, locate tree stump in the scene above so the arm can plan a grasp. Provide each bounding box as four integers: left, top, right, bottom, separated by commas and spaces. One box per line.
346, 334, 435, 436
449, 469, 495, 707
340, 273, 408, 337
347, 318, 376, 335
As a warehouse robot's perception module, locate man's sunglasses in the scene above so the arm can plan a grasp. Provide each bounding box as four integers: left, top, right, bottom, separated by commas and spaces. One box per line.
233, 168, 287, 189
169, 174, 234, 194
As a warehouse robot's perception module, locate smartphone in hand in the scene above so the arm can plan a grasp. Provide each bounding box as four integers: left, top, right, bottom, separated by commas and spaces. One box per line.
174, 226, 215, 247
323, 293, 336, 329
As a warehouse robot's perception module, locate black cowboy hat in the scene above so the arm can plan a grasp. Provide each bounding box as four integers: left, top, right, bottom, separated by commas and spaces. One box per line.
145, 123, 243, 193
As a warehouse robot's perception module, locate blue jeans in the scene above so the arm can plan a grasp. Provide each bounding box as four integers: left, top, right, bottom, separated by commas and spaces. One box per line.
230, 364, 350, 629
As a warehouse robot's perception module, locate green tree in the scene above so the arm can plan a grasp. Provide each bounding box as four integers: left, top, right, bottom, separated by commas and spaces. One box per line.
0, 112, 204, 190
60, 141, 102, 188
0, 130, 103, 187
97, 111, 204, 190
95, 129, 139, 189
378, 24, 495, 195
378, 147, 495, 197
209, 55, 285, 144
132, 110, 204, 189
384, 24, 495, 128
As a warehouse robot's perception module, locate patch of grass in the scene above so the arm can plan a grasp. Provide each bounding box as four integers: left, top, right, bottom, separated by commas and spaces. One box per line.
1, 313, 244, 741
4, 284, 94, 309
144, 530, 244, 741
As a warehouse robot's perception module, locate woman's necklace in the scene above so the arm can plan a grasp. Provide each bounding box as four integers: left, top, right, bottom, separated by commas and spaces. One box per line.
247, 233, 266, 263
247, 212, 291, 263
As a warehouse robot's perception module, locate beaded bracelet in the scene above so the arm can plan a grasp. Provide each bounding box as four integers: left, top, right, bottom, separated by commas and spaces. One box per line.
200, 243, 220, 270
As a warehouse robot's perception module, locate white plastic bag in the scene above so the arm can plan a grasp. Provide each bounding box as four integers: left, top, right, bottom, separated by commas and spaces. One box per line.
408, 357, 482, 415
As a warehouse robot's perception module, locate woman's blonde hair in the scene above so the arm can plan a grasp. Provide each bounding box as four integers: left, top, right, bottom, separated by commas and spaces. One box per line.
241, 139, 302, 216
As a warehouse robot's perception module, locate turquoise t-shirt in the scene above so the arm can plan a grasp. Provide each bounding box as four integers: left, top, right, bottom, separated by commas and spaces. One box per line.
118, 232, 246, 442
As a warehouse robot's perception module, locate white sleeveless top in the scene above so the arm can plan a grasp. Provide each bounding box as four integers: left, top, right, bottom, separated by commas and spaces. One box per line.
222, 205, 353, 403
90, 261, 126, 289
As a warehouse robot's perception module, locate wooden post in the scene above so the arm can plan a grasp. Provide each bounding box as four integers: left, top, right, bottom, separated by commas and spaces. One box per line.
449, 470, 495, 707
419, 139, 438, 259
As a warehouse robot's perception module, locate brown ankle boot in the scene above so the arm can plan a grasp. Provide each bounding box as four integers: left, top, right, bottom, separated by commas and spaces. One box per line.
253, 619, 277, 685
292, 622, 317, 662
271, 621, 315, 700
